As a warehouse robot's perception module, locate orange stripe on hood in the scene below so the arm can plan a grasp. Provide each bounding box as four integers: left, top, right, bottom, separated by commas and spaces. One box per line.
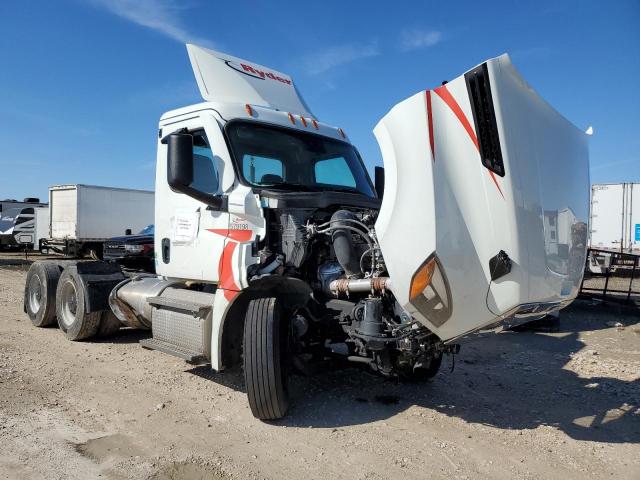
433, 85, 504, 199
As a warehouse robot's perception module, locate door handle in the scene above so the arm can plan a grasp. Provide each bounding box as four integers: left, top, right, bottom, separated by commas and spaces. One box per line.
162, 238, 170, 263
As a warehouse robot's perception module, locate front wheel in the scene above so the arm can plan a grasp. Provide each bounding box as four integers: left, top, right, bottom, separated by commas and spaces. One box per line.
243, 297, 290, 420
400, 353, 443, 382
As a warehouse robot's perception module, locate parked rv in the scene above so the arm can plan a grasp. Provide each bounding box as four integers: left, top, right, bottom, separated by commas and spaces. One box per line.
589, 183, 640, 253
23, 45, 590, 420
0, 198, 48, 250
41, 184, 154, 258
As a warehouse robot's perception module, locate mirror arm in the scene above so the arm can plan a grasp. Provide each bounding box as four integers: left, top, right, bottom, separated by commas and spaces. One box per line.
205, 195, 228, 211
161, 127, 189, 145
175, 185, 228, 212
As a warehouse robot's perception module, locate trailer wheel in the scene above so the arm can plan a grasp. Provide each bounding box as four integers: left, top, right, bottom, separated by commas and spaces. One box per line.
243, 297, 290, 420
98, 311, 122, 337
55, 269, 101, 341
24, 262, 61, 327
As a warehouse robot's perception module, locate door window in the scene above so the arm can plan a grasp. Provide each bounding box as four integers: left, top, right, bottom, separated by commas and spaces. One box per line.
190, 130, 219, 195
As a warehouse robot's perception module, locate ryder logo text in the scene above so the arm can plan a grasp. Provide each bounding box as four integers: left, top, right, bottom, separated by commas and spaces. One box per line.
224, 59, 292, 85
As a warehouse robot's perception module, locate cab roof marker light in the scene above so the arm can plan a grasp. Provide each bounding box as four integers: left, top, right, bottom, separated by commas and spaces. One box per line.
338, 128, 346, 138
300, 116, 308, 127
288, 113, 296, 124
312, 119, 319, 130
245, 104, 254, 116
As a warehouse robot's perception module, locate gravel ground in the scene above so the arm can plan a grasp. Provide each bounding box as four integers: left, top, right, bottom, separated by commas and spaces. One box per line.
1, 254, 639, 479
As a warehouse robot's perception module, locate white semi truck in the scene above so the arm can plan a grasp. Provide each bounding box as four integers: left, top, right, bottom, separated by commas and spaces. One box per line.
24, 45, 590, 420
41, 184, 154, 258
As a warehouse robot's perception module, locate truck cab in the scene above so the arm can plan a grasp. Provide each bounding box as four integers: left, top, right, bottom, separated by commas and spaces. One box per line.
24, 44, 590, 420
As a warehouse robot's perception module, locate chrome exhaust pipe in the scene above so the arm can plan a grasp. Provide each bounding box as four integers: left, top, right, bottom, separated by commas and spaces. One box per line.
108, 275, 181, 329
329, 277, 392, 297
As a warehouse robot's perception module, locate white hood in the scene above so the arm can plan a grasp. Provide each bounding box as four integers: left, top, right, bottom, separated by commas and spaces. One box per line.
374, 54, 589, 341
186, 44, 313, 117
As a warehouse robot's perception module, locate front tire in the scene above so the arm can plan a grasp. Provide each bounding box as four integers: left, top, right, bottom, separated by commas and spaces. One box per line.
24, 262, 61, 327
243, 297, 289, 420
55, 269, 101, 341
400, 354, 443, 382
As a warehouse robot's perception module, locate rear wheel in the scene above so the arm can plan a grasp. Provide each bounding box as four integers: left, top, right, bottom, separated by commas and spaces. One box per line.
243, 297, 290, 420
97, 311, 122, 337
55, 269, 101, 341
24, 262, 61, 327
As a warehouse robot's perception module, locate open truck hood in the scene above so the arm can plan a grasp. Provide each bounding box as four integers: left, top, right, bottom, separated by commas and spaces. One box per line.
375, 54, 590, 341
186, 44, 312, 117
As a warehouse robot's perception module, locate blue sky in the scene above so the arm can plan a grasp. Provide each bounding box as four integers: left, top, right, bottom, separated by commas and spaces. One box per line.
0, 0, 638, 201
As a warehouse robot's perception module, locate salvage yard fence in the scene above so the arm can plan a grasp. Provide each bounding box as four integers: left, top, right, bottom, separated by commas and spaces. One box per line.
579, 248, 640, 303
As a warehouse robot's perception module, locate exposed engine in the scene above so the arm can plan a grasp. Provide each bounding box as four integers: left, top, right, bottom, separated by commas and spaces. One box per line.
249, 205, 454, 380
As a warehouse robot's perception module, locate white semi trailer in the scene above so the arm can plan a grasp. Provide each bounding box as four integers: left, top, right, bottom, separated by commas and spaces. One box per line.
41, 184, 154, 258
589, 183, 640, 253
24, 45, 590, 420
34, 207, 50, 251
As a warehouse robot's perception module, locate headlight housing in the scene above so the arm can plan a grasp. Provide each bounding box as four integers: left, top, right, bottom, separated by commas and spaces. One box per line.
409, 254, 452, 327
124, 244, 145, 254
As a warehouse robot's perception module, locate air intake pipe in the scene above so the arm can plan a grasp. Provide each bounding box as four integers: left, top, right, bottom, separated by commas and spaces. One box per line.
331, 210, 362, 278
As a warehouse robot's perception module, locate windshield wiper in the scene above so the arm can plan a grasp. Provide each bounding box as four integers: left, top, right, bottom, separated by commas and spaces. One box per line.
316, 186, 362, 194
260, 182, 321, 192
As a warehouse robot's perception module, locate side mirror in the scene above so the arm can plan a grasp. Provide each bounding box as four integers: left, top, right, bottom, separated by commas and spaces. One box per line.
166, 133, 194, 189
125, 228, 132, 236
374, 166, 385, 199
162, 131, 228, 211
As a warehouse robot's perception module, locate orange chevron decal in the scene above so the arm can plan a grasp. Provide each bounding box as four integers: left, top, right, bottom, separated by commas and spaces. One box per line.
433, 85, 504, 199
207, 228, 253, 300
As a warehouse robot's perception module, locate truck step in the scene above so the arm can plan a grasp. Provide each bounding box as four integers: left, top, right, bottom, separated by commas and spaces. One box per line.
146, 296, 212, 317
139, 338, 207, 363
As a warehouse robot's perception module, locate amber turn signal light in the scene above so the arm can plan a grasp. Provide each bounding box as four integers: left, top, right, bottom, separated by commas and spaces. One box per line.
409, 257, 436, 301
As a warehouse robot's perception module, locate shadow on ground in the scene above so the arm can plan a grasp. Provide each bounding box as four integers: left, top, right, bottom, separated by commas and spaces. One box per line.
188, 302, 640, 444
93, 328, 151, 345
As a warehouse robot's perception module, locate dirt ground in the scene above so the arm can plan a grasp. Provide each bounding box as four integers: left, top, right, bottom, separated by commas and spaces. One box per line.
1, 253, 639, 480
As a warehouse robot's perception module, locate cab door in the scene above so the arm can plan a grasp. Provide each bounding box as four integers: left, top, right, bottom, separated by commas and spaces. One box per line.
155, 111, 233, 282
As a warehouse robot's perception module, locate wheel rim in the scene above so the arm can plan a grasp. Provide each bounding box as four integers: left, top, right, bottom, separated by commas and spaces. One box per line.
28, 274, 42, 313
59, 279, 78, 328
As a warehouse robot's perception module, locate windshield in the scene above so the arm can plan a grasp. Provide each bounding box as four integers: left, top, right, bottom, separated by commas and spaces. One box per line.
226, 122, 376, 197
0, 216, 15, 234
139, 224, 154, 235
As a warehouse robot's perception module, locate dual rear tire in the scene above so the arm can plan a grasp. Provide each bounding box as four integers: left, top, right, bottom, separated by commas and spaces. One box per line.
24, 262, 60, 327
55, 269, 102, 340
24, 262, 121, 340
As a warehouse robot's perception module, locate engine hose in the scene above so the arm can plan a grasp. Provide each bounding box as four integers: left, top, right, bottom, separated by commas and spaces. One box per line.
330, 210, 365, 277
316, 218, 373, 235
